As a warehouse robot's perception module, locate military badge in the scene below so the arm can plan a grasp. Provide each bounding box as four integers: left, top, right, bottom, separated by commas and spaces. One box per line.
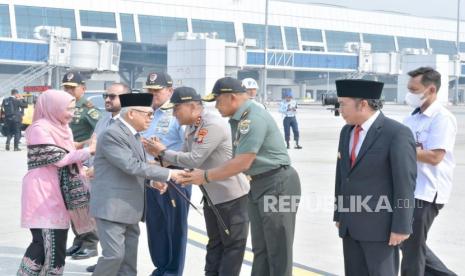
239, 119, 251, 134
66, 72, 74, 81
196, 128, 208, 144
149, 73, 157, 83
88, 109, 100, 120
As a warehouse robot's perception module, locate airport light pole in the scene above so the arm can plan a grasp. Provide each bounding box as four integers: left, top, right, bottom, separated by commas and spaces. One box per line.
455, 0, 461, 105
263, 0, 269, 104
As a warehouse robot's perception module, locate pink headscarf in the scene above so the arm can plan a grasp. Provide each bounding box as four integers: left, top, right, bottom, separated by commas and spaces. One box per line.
28, 90, 76, 151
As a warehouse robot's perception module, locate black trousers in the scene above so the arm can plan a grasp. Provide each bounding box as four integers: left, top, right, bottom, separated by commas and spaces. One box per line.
5, 117, 21, 148
343, 234, 399, 276
18, 229, 68, 275
283, 116, 299, 143
204, 195, 249, 276
71, 223, 99, 250
401, 199, 457, 276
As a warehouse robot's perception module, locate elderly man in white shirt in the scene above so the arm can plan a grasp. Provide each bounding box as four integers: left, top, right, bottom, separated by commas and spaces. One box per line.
402, 67, 458, 276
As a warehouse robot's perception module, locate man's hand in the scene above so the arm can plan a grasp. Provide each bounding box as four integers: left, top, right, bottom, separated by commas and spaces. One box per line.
177, 169, 206, 186
335, 222, 340, 228
84, 166, 95, 180
169, 169, 189, 183
150, 181, 168, 194
75, 141, 84, 149
142, 137, 166, 156
388, 232, 410, 246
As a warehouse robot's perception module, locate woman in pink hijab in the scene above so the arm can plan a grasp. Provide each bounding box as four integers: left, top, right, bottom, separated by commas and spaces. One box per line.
18, 90, 96, 275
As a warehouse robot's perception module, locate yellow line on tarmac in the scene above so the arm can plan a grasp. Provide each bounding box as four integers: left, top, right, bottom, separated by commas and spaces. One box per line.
188, 229, 323, 276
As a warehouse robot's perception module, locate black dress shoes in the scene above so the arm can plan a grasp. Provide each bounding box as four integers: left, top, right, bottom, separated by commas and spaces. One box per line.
66, 245, 81, 256
86, 264, 97, 272
72, 248, 98, 260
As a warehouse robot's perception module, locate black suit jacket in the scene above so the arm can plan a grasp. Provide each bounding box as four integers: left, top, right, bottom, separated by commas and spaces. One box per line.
333, 112, 417, 242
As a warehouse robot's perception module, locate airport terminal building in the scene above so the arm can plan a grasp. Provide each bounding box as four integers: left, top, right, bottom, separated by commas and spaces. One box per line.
0, 0, 464, 103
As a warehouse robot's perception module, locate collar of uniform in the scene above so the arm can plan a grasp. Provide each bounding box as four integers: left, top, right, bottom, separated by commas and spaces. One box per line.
75, 97, 86, 107
421, 100, 441, 118
196, 109, 207, 126
231, 100, 252, 121
360, 110, 380, 132
119, 117, 138, 136
188, 109, 207, 135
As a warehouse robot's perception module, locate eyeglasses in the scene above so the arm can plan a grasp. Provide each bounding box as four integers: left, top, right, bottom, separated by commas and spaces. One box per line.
132, 109, 154, 118
102, 93, 118, 100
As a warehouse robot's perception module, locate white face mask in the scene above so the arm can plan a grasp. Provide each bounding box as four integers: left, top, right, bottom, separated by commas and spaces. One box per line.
405, 91, 427, 108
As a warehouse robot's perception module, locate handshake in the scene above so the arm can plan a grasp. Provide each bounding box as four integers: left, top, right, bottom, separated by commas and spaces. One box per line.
171, 169, 209, 186
149, 169, 210, 193
148, 170, 187, 194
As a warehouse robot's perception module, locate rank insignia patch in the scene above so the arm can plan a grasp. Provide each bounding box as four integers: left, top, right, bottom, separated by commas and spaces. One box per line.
196, 128, 208, 144
239, 119, 251, 134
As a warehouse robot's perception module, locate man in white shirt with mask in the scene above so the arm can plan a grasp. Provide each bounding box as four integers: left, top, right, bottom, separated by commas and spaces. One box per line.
402, 67, 458, 276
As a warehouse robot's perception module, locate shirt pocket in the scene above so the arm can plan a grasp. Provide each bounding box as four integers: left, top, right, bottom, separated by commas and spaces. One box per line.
415, 130, 429, 147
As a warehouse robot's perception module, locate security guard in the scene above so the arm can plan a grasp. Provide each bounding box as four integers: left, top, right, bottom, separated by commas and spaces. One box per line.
61, 71, 101, 260
142, 72, 189, 276
1, 89, 26, 151
62, 71, 101, 147
279, 89, 302, 149
142, 87, 250, 276
180, 77, 301, 276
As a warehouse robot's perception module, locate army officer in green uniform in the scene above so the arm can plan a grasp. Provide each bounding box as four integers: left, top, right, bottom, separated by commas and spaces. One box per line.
62, 71, 101, 148
61, 71, 101, 260
180, 77, 301, 276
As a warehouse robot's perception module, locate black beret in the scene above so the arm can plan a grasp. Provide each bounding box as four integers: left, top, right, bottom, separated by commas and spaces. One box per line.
336, 79, 384, 99
120, 93, 153, 107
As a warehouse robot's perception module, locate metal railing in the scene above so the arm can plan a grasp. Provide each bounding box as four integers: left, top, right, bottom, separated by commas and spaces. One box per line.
0, 64, 56, 97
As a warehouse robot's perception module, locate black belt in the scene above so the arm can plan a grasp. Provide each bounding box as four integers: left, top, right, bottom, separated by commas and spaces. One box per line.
249, 165, 289, 182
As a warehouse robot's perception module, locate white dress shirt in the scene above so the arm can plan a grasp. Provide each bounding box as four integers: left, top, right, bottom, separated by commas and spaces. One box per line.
349, 110, 381, 157
403, 100, 457, 204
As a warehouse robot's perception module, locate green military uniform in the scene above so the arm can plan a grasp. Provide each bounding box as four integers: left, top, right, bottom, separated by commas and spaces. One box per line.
230, 99, 301, 276
70, 97, 101, 142
205, 77, 301, 276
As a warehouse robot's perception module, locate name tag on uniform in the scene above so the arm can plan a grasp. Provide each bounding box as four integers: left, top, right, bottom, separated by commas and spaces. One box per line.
156, 117, 170, 134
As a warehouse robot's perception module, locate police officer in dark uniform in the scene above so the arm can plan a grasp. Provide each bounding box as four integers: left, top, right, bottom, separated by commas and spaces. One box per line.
61, 71, 101, 259
180, 77, 301, 276
1, 89, 26, 151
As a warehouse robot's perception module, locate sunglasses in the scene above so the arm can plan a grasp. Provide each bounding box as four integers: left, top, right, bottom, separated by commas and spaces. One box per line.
102, 93, 118, 100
